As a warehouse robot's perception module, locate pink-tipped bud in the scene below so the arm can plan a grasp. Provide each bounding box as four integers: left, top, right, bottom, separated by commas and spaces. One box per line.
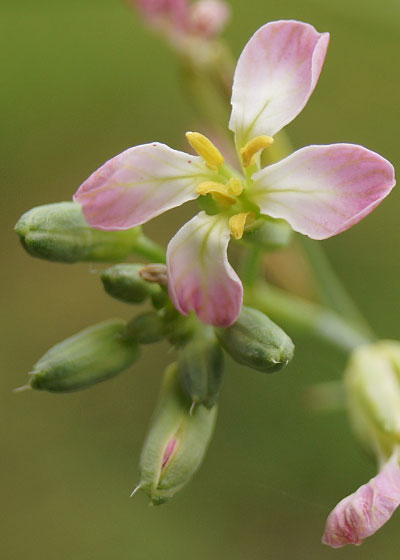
189, 0, 230, 38
161, 437, 178, 468
322, 459, 400, 548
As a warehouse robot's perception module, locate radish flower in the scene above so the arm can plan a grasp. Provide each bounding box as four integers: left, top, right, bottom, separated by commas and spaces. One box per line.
322, 457, 400, 548
74, 20, 395, 327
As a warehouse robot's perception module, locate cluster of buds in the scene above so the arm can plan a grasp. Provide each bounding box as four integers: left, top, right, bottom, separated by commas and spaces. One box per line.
322, 341, 400, 547
15, 200, 295, 502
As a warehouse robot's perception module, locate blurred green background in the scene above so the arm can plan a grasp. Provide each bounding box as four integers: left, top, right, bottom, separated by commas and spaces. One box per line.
2, 1, 400, 558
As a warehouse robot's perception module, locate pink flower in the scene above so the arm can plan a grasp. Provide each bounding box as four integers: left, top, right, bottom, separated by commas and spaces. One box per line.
74, 20, 395, 327
322, 458, 400, 548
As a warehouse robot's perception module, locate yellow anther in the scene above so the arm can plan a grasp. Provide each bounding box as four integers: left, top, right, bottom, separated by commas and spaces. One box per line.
226, 177, 243, 196
186, 131, 225, 171
240, 135, 274, 167
229, 212, 255, 240
196, 181, 236, 205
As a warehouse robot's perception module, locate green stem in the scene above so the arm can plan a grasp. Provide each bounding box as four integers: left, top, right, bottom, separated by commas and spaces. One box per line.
245, 283, 374, 355
240, 246, 262, 287
298, 236, 373, 337
133, 234, 166, 263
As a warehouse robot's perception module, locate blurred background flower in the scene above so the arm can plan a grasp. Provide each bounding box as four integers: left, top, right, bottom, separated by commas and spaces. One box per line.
3, 0, 400, 558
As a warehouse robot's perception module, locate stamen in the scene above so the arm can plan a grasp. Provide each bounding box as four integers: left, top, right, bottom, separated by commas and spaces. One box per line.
229, 212, 255, 240
186, 131, 224, 171
240, 135, 274, 167
196, 181, 237, 205
226, 177, 243, 196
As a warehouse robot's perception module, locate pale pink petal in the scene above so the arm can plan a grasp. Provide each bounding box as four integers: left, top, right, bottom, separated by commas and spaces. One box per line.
74, 143, 213, 230
229, 20, 329, 146
322, 459, 400, 548
251, 144, 395, 240
167, 212, 243, 327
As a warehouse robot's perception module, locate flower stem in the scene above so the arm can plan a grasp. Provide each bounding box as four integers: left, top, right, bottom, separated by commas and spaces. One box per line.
240, 246, 262, 287
133, 234, 166, 263
298, 236, 373, 337
245, 283, 373, 354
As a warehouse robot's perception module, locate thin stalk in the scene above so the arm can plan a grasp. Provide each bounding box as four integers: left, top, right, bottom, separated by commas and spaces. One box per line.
133, 234, 166, 263
245, 283, 374, 355
298, 236, 373, 337
240, 246, 262, 287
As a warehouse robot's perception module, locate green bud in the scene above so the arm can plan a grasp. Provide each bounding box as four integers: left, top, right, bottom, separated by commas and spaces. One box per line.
345, 341, 400, 458
29, 319, 140, 392
178, 334, 224, 408
126, 312, 166, 344
138, 363, 217, 505
242, 217, 292, 251
101, 264, 166, 305
215, 306, 294, 373
15, 202, 141, 263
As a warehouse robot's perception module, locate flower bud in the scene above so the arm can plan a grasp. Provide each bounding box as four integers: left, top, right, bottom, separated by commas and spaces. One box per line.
345, 341, 400, 458
15, 202, 141, 263
215, 306, 294, 373
29, 319, 140, 392
241, 217, 292, 251
189, 0, 230, 39
138, 363, 217, 504
101, 264, 166, 305
178, 333, 224, 408
126, 311, 167, 344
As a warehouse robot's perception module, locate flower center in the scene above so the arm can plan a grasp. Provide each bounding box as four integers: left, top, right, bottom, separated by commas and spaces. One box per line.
185, 130, 257, 240
195, 177, 243, 206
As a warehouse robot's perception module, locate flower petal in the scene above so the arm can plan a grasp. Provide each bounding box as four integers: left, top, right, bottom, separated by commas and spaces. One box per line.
167, 212, 243, 327
251, 144, 395, 240
74, 143, 212, 230
322, 459, 400, 548
229, 20, 329, 146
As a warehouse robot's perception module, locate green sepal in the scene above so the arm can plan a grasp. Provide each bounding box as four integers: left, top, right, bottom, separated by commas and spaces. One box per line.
215, 306, 294, 373
29, 319, 140, 392
138, 363, 217, 505
15, 202, 141, 263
